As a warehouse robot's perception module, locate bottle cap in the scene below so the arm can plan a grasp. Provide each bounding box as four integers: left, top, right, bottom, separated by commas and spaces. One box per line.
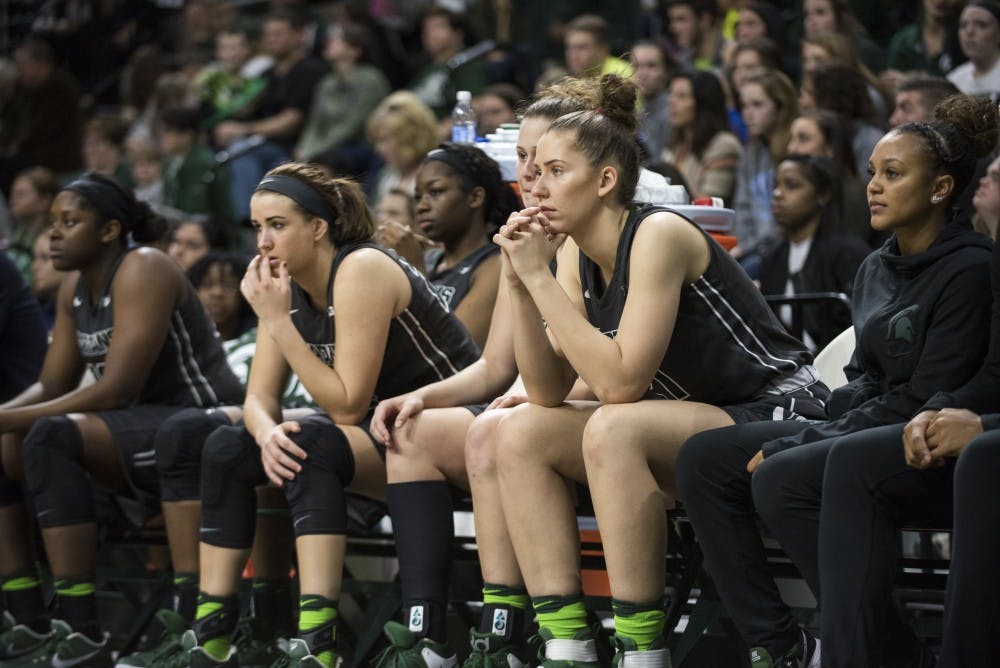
457, 90, 471, 102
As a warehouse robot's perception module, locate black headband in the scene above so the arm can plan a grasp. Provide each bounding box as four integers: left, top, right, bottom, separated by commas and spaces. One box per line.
423, 147, 467, 174
63, 175, 133, 231
254, 175, 339, 226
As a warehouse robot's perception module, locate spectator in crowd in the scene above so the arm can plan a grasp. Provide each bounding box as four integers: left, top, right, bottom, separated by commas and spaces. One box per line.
734, 69, 798, 273
120, 45, 171, 149
374, 187, 417, 231
294, 23, 390, 174
662, 71, 742, 204
213, 9, 327, 220
563, 14, 633, 79
678, 95, 996, 668
973, 154, 1000, 239
947, 0, 1000, 99
161, 107, 232, 225
725, 38, 784, 141
801, 32, 893, 124
0, 250, 46, 402
762, 96, 998, 668
410, 7, 489, 120
758, 154, 870, 350
6, 166, 57, 284
666, 0, 728, 72
367, 91, 440, 203
167, 218, 227, 273
886, 0, 965, 79
727, 38, 784, 94
889, 73, 961, 126
631, 40, 676, 162
787, 109, 872, 244
801, 0, 885, 73
801, 62, 885, 181
80, 115, 133, 189
30, 233, 65, 333
472, 83, 524, 136
128, 141, 163, 209
196, 27, 270, 130
0, 174, 241, 667
0, 37, 82, 193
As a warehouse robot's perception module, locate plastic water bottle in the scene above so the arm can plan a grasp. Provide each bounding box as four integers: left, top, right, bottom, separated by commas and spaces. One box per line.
451, 90, 477, 144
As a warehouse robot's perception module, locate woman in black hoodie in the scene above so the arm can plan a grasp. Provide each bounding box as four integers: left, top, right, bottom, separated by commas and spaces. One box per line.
675, 94, 997, 668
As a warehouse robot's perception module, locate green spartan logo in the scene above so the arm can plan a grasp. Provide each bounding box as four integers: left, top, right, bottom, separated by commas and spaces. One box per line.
888, 305, 919, 344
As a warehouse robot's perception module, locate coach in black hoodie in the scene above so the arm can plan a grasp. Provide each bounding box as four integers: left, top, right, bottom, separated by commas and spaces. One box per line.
676, 95, 997, 668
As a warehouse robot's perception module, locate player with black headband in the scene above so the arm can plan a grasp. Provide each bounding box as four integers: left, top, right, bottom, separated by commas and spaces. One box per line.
379, 142, 520, 348
0, 173, 242, 667
165, 164, 478, 668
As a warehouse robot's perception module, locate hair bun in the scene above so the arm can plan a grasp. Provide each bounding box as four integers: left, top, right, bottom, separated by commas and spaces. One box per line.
934, 94, 1000, 160
596, 74, 638, 134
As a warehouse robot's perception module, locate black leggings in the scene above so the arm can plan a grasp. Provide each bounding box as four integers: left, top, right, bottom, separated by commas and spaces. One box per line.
754, 423, 954, 668
939, 429, 1000, 668
675, 419, 814, 656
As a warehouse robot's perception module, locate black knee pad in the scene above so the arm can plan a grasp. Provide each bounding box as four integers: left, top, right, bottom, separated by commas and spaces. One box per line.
156, 408, 232, 502
282, 418, 355, 538
200, 425, 268, 549
23, 416, 91, 527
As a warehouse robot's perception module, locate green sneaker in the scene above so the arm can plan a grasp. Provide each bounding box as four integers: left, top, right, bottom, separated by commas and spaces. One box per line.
0, 618, 69, 668
268, 638, 342, 668
535, 627, 600, 668
748, 629, 820, 668
234, 618, 288, 668
372, 621, 456, 668
115, 609, 188, 667
48, 619, 112, 668
610, 634, 671, 668
461, 628, 528, 668
0, 611, 51, 663
159, 630, 238, 668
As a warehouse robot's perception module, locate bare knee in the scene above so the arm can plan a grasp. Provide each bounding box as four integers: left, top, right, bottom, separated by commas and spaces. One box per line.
465, 409, 505, 479
493, 404, 553, 473
582, 405, 632, 469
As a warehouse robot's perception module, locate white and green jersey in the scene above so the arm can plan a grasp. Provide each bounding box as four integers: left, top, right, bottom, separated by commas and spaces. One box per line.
224, 327, 316, 409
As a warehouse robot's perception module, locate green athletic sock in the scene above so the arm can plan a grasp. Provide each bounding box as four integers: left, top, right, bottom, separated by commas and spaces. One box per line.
481, 583, 529, 640
54, 576, 100, 641
194, 592, 238, 660
532, 594, 589, 640
612, 599, 665, 651
2, 571, 48, 631
298, 595, 338, 668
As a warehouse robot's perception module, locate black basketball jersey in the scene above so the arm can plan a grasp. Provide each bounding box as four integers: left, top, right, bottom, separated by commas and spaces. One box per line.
73, 248, 243, 407
289, 242, 480, 413
579, 204, 820, 405
423, 243, 499, 309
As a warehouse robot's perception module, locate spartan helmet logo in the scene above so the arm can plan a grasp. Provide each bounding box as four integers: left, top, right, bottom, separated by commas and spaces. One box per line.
887, 305, 919, 344
409, 605, 424, 633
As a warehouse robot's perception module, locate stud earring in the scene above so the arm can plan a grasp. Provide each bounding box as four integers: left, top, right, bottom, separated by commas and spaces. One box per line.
932, 195, 943, 203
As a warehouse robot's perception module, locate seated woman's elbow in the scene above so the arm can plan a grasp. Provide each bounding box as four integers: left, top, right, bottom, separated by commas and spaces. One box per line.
594, 381, 646, 405
327, 405, 369, 426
